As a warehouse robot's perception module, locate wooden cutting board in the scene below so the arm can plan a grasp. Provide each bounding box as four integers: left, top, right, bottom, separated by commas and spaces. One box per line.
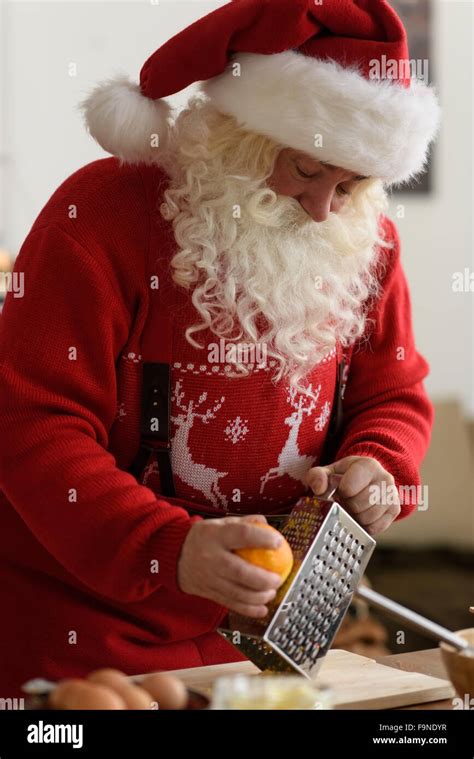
165, 649, 455, 709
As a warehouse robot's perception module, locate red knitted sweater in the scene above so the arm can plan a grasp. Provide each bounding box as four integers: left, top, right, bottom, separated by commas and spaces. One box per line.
0, 158, 433, 697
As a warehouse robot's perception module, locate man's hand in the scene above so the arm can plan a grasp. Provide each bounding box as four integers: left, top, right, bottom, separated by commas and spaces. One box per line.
177, 514, 282, 617
305, 456, 401, 535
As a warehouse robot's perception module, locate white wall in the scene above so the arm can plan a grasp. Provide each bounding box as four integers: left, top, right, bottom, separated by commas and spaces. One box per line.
386, 0, 473, 417
2, 0, 473, 415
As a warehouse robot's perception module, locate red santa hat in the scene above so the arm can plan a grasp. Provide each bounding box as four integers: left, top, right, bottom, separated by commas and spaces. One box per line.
80, 0, 441, 187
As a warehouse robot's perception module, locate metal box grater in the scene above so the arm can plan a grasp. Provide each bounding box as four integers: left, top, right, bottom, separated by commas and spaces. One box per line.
217, 489, 376, 679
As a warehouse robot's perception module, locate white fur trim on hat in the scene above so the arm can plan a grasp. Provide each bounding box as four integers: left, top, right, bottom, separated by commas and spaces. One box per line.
203, 51, 441, 186
78, 75, 171, 163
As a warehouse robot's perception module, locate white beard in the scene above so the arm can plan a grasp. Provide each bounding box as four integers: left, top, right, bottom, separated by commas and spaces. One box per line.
162, 172, 387, 387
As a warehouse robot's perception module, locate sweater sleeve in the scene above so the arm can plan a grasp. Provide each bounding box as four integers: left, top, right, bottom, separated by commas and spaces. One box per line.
0, 223, 199, 603
333, 217, 434, 519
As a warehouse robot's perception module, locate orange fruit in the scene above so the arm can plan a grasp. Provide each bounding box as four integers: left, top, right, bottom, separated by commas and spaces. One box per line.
234, 521, 294, 587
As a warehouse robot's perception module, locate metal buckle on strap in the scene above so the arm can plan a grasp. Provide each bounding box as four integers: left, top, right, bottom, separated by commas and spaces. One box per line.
128, 360, 177, 497
141, 362, 172, 443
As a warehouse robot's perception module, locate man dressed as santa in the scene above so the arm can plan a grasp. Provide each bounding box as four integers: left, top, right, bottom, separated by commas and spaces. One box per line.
0, 0, 440, 695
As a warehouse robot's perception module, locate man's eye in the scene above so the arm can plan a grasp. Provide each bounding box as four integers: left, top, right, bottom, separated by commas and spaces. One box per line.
296, 166, 314, 179
336, 186, 350, 197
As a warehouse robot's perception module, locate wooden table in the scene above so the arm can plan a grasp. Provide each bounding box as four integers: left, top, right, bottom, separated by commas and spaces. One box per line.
166, 647, 455, 710
375, 648, 454, 710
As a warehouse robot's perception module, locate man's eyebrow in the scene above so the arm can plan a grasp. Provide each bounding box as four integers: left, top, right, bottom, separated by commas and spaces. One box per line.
295, 156, 369, 181
318, 159, 368, 181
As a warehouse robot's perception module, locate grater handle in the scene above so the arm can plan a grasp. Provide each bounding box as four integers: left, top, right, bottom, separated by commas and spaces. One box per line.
356, 585, 471, 652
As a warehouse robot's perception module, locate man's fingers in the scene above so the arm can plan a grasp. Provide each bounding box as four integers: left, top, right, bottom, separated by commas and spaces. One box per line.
354, 503, 388, 526
212, 577, 277, 607
337, 459, 379, 499
221, 522, 282, 551
363, 511, 398, 536
220, 553, 282, 591
208, 588, 269, 618
239, 514, 268, 525
305, 457, 361, 495
343, 476, 400, 514
341, 484, 377, 515
304, 466, 333, 494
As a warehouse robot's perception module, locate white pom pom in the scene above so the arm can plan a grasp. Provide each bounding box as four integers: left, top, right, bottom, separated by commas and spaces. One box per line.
79, 74, 171, 163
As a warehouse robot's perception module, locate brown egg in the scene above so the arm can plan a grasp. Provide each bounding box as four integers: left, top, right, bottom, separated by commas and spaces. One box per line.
49, 679, 126, 710
140, 672, 188, 710
87, 669, 129, 688
117, 684, 158, 710
88, 669, 156, 710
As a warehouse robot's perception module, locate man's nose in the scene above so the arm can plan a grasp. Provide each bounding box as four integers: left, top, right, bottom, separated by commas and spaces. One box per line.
299, 184, 344, 223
